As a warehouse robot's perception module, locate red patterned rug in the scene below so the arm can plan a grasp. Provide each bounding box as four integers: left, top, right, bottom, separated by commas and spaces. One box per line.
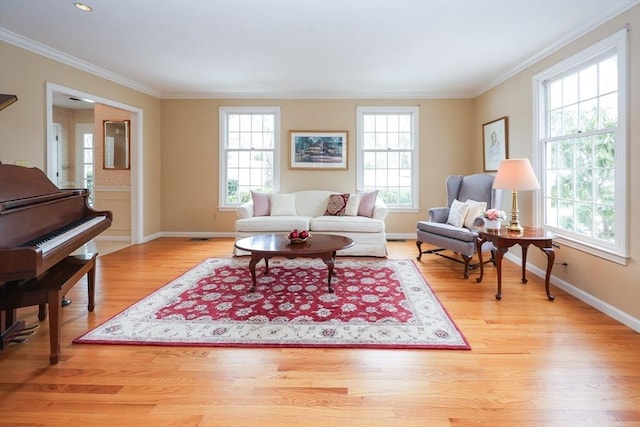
74, 258, 470, 350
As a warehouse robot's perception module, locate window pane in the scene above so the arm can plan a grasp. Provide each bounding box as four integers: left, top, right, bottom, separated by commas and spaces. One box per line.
599, 93, 618, 128
594, 168, 614, 205
239, 115, 251, 130
575, 137, 592, 168
562, 73, 579, 105
599, 56, 617, 95
549, 80, 562, 109
579, 64, 598, 101
375, 133, 387, 149
363, 132, 376, 149
575, 203, 593, 236
251, 115, 262, 131
548, 109, 562, 137
228, 114, 240, 132
578, 99, 597, 132
575, 168, 592, 202
387, 115, 398, 132
228, 132, 241, 149
562, 104, 578, 135
595, 204, 615, 242
363, 115, 375, 132
595, 133, 614, 168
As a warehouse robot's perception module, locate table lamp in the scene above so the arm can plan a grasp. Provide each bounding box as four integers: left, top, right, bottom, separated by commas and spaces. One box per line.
492, 158, 540, 232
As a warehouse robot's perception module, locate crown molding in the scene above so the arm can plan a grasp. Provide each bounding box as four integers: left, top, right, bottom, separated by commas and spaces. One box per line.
0, 28, 161, 98
160, 90, 475, 100
474, 0, 640, 97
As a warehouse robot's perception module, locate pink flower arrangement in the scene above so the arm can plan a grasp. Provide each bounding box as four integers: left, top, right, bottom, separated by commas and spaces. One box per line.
483, 208, 507, 221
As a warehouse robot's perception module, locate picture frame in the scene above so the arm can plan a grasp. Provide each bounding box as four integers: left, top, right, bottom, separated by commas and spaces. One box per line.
290, 130, 348, 170
482, 116, 508, 172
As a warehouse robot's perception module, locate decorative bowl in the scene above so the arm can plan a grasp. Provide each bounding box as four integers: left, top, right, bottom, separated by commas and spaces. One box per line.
286, 232, 311, 243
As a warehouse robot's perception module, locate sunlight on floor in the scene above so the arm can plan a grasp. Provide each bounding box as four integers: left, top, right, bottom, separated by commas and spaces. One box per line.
72, 239, 130, 257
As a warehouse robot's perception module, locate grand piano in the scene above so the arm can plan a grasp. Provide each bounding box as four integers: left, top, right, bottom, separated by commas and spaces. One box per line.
0, 162, 112, 362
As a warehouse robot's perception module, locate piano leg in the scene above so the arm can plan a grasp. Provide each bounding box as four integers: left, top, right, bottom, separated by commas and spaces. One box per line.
48, 288, 62, 364
48, 253, 97, 364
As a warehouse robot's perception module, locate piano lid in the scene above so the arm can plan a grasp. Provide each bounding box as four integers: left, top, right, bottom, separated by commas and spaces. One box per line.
0, 164, 65, 211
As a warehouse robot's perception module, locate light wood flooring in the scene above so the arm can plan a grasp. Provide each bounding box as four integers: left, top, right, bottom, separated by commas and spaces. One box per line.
1, 238, 638, 426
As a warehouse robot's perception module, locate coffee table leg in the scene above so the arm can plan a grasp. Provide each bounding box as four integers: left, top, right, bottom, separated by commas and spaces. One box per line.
248, 255, 260, 292
322, 251, 336, 293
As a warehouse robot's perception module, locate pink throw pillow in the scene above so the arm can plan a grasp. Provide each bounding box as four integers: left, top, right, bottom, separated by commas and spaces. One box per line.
357, 190, 379, 217
251, 191, 271, 216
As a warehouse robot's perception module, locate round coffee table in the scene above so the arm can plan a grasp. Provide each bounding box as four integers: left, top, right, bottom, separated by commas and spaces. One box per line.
234, 233, 354, 293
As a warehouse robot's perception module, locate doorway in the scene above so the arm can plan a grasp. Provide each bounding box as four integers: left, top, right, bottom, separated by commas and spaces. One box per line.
46, 82, 143, 245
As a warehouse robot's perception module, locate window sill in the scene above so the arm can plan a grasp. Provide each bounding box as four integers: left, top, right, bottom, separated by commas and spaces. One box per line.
553, 235, 628, 266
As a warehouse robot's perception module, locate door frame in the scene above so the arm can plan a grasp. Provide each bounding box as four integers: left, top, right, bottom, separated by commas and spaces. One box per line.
47, 123, 61, 186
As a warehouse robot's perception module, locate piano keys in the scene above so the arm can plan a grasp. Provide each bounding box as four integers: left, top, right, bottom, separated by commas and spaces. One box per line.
0, 162, 112, 361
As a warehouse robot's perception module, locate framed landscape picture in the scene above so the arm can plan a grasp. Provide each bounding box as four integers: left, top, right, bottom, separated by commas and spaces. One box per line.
290, 131, 348, 170
482, 116, 508, 172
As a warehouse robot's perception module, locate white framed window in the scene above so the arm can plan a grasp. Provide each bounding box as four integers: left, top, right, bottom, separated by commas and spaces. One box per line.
219, 107, 280, 208
533, 29, 628, 264
356, 106, 419, 210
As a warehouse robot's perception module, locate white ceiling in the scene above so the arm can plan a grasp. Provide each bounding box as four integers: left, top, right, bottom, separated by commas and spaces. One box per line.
1, 0, 637, 99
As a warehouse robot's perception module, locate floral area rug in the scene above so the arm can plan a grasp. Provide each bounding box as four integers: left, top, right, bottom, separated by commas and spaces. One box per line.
74, 258, 470, 350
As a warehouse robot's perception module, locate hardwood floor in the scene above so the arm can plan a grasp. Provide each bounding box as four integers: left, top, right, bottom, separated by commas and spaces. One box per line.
1, 238, 638, 426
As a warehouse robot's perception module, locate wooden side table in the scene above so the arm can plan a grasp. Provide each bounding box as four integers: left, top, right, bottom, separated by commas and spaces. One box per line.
475, 227, 555, 301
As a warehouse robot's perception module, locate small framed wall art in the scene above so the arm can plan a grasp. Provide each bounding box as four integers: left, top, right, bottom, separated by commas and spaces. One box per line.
482, 116, 508, 172
290, 131, 348, 170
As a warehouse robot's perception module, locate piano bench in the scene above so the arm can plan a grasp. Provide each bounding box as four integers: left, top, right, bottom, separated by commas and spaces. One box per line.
0, 253, 97, 364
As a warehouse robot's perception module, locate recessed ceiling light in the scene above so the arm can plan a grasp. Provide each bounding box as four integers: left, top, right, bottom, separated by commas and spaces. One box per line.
74, 2, 92, 12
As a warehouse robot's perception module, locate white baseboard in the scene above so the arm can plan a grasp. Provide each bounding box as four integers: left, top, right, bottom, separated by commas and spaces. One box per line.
505, 253, 640, 333
94, 236, 130, 242
160, 231, 236, 239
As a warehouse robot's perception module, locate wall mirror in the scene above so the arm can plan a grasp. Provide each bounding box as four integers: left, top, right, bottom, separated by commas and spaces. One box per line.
103, 120, 130, 169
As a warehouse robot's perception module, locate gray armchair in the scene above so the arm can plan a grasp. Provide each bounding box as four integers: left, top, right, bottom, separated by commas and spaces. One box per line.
416, 174, 503, 278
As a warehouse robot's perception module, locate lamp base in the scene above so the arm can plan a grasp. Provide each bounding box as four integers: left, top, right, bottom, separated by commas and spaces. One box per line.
506, 223, 524, 232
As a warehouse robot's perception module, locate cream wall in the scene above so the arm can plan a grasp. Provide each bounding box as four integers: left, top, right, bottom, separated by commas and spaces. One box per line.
160, 98, 476, 235
0, 41, 162, 238
475, 5, 640, 321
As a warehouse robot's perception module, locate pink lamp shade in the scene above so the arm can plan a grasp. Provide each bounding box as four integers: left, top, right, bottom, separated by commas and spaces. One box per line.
492, 158, 540, 232
493, 158, 540, 191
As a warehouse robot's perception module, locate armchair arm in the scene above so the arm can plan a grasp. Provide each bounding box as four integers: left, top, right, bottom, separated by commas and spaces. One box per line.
428, 207, 450, 223
237, 201, 254, 219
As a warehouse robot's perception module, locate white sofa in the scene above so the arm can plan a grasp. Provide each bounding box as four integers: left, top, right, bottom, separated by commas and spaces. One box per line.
235, 190, 388, 257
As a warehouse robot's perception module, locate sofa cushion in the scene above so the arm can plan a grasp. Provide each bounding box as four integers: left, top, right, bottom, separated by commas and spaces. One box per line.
463, 199, 486, 229
310, 215, 385, 233
236, 216, 311, 233
251, 191, 271, 216
357, 190, 379, 217
417, 221, 476, 243
324, 193, 349, 216
446, 199, 469, 227
270, 193, 297, 216
345, 193, 361, 216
